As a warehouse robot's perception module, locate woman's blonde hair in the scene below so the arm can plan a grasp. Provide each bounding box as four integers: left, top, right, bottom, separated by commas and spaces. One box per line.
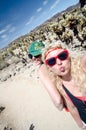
42, 43, 86, 95
71, 57, 86, 94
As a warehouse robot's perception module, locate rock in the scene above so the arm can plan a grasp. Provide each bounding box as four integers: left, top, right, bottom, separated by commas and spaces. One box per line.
0, 106, 5, 113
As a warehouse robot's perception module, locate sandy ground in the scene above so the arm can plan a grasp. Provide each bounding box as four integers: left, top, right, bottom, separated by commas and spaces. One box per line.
0, 69, 81, 130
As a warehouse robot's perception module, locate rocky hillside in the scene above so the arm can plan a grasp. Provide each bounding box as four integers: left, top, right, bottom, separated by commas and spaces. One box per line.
0, 3, 86, 82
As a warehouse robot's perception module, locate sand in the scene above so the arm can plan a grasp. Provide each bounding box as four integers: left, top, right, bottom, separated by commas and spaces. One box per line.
0, 68, 81, 130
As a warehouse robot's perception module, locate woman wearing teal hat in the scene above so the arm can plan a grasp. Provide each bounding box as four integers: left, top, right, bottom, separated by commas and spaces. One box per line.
28, 41, 44, 65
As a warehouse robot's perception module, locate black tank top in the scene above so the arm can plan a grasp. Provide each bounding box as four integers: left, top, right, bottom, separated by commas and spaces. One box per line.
62, 84, 86, 123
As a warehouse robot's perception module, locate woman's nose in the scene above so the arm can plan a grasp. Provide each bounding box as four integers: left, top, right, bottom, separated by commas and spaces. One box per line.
32, 56, 36, 61
56, 58, 62, 65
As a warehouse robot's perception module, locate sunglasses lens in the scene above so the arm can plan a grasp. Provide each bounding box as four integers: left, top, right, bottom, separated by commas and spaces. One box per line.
28, 54, 33, 59
47, 58, 56, 66
58, 51, 68, 60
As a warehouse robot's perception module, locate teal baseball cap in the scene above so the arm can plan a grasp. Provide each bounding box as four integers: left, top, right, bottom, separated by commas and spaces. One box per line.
28, 41, 45, 56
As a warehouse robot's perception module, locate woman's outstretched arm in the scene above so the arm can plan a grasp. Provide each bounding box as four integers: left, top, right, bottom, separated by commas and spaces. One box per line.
38, 64, 64, 111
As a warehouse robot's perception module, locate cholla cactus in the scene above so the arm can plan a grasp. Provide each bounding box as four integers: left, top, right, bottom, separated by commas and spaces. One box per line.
61, 29, 73, 45
79, 0, 86, 8
82, 27, 86, 40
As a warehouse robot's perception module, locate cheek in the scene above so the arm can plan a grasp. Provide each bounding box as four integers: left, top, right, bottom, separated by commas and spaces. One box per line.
64, 60, 71, 70
50, 66, 59, 75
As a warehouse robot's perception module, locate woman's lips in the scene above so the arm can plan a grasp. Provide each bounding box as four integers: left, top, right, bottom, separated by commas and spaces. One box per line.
59, 67, 65, 72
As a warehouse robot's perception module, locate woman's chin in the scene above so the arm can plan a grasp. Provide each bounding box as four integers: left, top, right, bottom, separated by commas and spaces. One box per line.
59, 71, 68, 77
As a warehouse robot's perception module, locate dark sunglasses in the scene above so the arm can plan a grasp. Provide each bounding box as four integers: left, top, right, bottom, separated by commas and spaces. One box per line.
28, 54, 41, 59
45, 50, 69, 67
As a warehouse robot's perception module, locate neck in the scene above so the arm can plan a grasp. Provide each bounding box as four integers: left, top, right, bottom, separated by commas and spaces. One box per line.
62, 73, 72, 82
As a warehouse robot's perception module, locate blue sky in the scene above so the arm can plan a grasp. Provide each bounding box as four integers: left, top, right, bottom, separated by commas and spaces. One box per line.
0, 0, 79, 49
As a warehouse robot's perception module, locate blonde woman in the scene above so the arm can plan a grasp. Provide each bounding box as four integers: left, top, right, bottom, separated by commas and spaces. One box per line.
42, 43, 86, 129
28, 41, 64, 111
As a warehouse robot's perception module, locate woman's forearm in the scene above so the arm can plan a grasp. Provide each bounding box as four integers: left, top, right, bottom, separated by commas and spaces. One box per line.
69, 106, 84, 128
38, 65, 64, 110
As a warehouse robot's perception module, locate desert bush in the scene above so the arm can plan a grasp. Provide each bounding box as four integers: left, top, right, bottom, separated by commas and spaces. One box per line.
0, 60, 9, 70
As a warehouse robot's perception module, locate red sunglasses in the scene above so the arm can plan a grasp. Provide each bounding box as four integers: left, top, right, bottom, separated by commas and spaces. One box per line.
45, 50, 69, 67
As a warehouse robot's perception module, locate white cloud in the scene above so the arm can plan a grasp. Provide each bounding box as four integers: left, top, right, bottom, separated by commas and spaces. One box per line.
36, 7, 42, 12
25, 16, 34, 25
9, 27, 16, 33
43, 0, 48, 5
0, 29, 6, 35
50, 0, 60, 10
6, 24, 12, 29
6, 24, 16, 33
0, 24, 15, 35
1, 34, 7, 39
6, 24, 16, 32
